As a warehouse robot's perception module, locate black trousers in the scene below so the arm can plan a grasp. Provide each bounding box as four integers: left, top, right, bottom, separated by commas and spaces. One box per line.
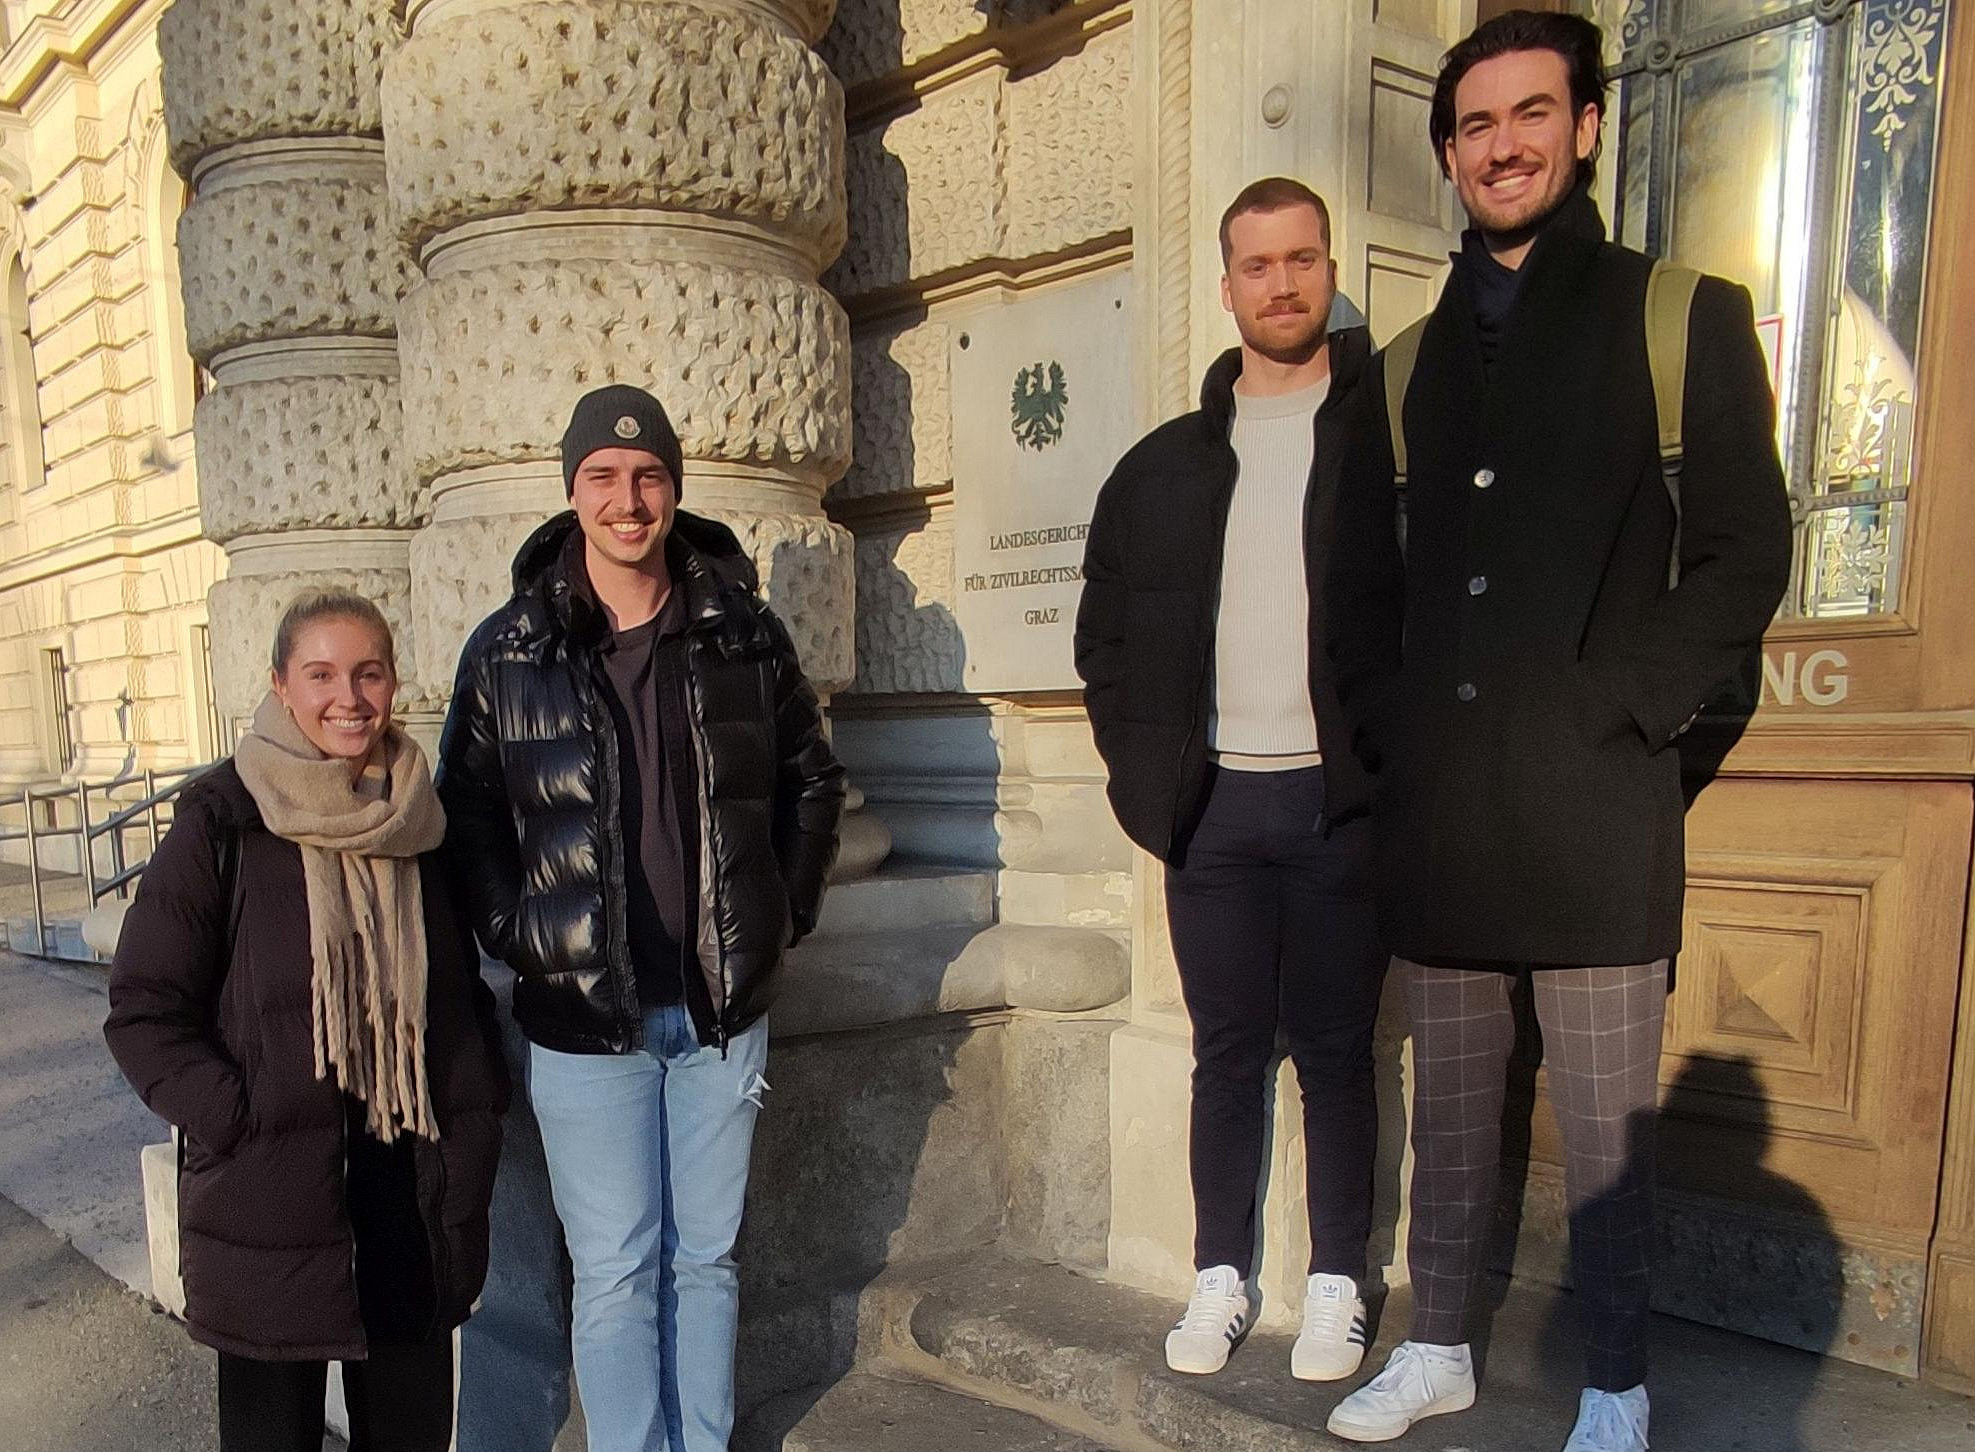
1165, 765, 1387, 1282
216, 1104, 448, 1450
217, 1341, 453, 1452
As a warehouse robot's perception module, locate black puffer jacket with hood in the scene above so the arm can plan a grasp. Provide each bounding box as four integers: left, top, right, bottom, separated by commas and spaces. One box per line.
436, 509, 845, 1054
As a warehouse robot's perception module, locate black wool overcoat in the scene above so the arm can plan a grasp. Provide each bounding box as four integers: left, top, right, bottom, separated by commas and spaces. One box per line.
1076, 327, 1377, 864
1325, 190, 1793, 966
104, 762, 509, 1361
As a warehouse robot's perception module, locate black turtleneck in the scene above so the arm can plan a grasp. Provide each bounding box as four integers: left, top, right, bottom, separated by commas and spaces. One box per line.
1456, 182, 1601, 371
1461, 231, 1524, 371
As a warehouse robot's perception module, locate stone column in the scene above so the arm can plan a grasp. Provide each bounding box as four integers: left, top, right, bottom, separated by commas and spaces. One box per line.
381, 13, 873, 1438
160, 1, 418, 726
385, 0, 881, 875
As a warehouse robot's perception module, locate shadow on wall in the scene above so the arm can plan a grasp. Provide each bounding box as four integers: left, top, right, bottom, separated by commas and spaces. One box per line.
822, 3, 1105, 298
1479, 1044, 1840, 1452
840, 308, 968, 698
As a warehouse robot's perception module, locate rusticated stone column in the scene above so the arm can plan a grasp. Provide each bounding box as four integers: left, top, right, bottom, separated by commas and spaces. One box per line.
385, 0, 879, 871
160, 0, 419, 725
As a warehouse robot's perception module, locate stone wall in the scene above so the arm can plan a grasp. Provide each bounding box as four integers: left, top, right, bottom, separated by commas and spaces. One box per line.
163, 0, 418, 720
0, 6, 223, 791
822, 0, 1134, 911
385, 0, 857, 708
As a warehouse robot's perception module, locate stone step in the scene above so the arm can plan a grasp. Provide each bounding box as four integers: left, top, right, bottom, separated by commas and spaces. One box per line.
737, 1370, 1115, 1452
775, 921, 1127, 1037
813, 868, 995, 938
853, 1250, 1975, 1452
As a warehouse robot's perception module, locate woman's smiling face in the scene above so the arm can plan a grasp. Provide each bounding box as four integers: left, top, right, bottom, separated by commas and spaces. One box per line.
271, 615, 397, 765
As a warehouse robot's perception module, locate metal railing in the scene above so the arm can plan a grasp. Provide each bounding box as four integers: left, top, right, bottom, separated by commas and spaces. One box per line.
0, 762, 217, 960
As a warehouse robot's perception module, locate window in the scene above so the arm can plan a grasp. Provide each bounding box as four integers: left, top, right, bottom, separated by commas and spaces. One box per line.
1595, 0, 1952, 618
145, 164, 198, 440
1, 255, 43, 493
42, 646, 72, 772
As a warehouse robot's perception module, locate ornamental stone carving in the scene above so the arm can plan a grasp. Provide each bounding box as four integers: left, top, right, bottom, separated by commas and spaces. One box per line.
209, 565, 417, 719
384, 2, 845, 260
397, 259, 851, 485
406, 511, 550, 695
855, 523, 961, 694
826, 31, 1131, 299
698, 508, 856, 690
819, 0, 1060, 91
159, 0, 399, 173
828, 66, 1002, 297
707, 0, 838, 45
1006, 26, 1132, 259
194, 377, 417, 542
835, 319, 952, 502
178, 178, 412, 361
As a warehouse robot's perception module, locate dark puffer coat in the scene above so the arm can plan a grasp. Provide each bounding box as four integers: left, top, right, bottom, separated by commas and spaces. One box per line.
436, 510, 845, 1054
1076, 329, 1376, 863
103, 762, 508, 1361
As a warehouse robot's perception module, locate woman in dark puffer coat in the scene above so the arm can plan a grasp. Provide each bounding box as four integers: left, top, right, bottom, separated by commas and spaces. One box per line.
105, 589, 507, 1452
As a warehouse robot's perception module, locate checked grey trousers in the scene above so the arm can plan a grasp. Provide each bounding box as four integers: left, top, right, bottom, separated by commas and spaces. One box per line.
1401, 958, 1669, 1392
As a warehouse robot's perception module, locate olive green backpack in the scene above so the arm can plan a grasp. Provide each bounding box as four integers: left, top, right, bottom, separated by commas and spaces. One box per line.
1383, 260, 1702, 589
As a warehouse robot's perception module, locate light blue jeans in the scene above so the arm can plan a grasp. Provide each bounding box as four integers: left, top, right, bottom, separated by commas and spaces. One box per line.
528, 1003, 769, 1452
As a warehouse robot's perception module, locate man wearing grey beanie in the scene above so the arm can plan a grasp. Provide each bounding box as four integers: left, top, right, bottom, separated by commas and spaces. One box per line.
439, 383, 845, 1452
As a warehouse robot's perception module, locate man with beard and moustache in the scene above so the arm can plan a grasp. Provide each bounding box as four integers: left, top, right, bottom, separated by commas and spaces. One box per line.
1076, 178, 1387, 1383
1322, 13, 1790, 1451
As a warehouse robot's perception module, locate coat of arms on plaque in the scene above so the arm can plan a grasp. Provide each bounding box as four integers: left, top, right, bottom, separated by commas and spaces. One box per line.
1010, 361, 1069, 452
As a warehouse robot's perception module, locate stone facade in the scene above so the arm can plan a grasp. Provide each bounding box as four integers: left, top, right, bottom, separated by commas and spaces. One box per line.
16, 0, 1945, 1420
162, 0, 416, 720
825, 0, 1134, 903
0, 2, 221, 792
386, 0, 858, 708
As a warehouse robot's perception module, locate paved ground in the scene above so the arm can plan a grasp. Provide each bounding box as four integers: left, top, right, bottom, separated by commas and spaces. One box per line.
0, 1192, 212, 1452
0, 951, 158, 1294
0, 862, 90, 957
3, 944, 1973, 1452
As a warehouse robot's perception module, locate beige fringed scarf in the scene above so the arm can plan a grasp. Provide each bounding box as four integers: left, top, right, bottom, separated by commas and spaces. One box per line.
234, 691, 447, 1142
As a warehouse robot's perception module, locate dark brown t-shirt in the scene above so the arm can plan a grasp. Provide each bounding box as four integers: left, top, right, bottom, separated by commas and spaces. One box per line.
598, 587, 696, 1007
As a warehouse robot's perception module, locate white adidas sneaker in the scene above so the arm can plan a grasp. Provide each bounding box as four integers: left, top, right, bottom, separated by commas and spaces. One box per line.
1163, 1264, 1250, 1375
1291, 1272, 1368, 1381
1326, 1340, 1477, 1442
1562, 1385, 1649, 1451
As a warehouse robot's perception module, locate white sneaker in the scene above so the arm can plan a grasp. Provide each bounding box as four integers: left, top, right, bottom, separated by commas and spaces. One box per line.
1163, 1265, 1250, 1374
1291, 1272, 1368, 1381
1326, 1340, 1477, 1443
1563, 1385, 1649, 1451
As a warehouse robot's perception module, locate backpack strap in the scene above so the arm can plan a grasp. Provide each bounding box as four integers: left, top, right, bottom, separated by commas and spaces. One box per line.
1383, 316, 1430, 558
1645, 260, 1702, 589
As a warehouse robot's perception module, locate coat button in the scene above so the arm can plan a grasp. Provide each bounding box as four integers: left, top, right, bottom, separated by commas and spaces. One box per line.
1456, 682, 1477, 702
1474, 468, 1495, 488
1468, 575, 1488, 595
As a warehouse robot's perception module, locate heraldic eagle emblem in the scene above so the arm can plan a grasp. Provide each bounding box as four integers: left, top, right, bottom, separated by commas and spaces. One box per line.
1010, 360, 1069, 452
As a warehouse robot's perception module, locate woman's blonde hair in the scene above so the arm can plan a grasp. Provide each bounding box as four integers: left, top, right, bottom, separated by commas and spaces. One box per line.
270, 588, 398, 677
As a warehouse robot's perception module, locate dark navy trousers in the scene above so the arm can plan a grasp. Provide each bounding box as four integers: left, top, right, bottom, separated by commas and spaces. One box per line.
1165, 764, 1388, 1282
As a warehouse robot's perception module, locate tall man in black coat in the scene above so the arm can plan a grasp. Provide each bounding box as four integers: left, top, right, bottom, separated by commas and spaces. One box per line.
1076, 178, 1387, 1385
1323, 14, 1792, 1452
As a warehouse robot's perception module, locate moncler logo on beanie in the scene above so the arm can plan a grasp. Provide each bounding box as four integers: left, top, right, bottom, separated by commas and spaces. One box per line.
560, 384, 685, 497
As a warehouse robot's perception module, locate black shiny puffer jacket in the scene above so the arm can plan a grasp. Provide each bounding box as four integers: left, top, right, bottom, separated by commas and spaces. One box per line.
436, 510, 845, 1054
